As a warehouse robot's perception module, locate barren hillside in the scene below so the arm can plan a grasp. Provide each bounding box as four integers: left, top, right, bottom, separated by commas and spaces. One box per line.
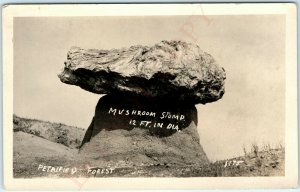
13, 115, 285, 178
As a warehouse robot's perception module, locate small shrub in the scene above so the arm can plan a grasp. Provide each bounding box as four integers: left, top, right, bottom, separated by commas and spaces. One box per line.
56, 130, 69, 147
255, 158, 262, 167
242, 144, 247, 156
25, 129, 41, 137
251, 143, 259, 157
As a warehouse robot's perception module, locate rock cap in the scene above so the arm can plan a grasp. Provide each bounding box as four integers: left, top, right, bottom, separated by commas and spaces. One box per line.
58, 40, 226, 104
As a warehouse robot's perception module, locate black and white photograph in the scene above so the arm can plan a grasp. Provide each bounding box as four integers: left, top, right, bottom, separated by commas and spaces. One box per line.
3, 3, 298, 190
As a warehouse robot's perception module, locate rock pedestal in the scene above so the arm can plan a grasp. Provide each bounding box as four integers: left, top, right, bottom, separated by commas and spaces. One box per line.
79, 94, 209, 167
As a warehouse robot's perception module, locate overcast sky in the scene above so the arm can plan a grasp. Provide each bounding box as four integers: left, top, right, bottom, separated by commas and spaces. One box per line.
14, 15, 285, 160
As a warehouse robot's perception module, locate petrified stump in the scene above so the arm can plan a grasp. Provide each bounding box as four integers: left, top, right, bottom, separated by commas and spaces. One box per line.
79, 93, 209, 167
58, 40, 226, 171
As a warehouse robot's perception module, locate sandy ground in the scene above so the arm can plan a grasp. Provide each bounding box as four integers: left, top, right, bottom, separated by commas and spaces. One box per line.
13, 131, 285, 178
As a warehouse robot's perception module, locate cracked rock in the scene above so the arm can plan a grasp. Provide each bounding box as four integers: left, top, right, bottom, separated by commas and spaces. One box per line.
58, 40, 226, 104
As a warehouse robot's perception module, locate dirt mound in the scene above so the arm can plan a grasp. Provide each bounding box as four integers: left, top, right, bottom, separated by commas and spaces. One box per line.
78, 94, 209, 169
13, 132, 77, 178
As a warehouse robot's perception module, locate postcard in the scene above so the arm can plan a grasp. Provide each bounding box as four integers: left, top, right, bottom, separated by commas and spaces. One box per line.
2, 3, 298, 190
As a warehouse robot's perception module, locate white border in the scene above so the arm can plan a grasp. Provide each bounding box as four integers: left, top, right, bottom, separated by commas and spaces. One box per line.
2, 3, 298, 190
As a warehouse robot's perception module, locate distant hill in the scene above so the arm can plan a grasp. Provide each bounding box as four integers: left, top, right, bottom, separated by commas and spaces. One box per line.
13, 115, 85, 149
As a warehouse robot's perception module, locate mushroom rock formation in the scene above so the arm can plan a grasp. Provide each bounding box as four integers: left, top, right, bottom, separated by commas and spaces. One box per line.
58, 41, 226, 175
78, 94, 209, 170
58, 40, 226, 104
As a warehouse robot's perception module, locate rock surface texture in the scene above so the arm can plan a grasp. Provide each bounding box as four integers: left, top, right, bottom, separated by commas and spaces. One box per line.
58, 40, 226, 104
78, 94, 209, 168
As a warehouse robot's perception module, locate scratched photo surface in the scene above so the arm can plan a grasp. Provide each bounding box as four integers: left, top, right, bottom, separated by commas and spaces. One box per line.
13, 15, 285, 178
